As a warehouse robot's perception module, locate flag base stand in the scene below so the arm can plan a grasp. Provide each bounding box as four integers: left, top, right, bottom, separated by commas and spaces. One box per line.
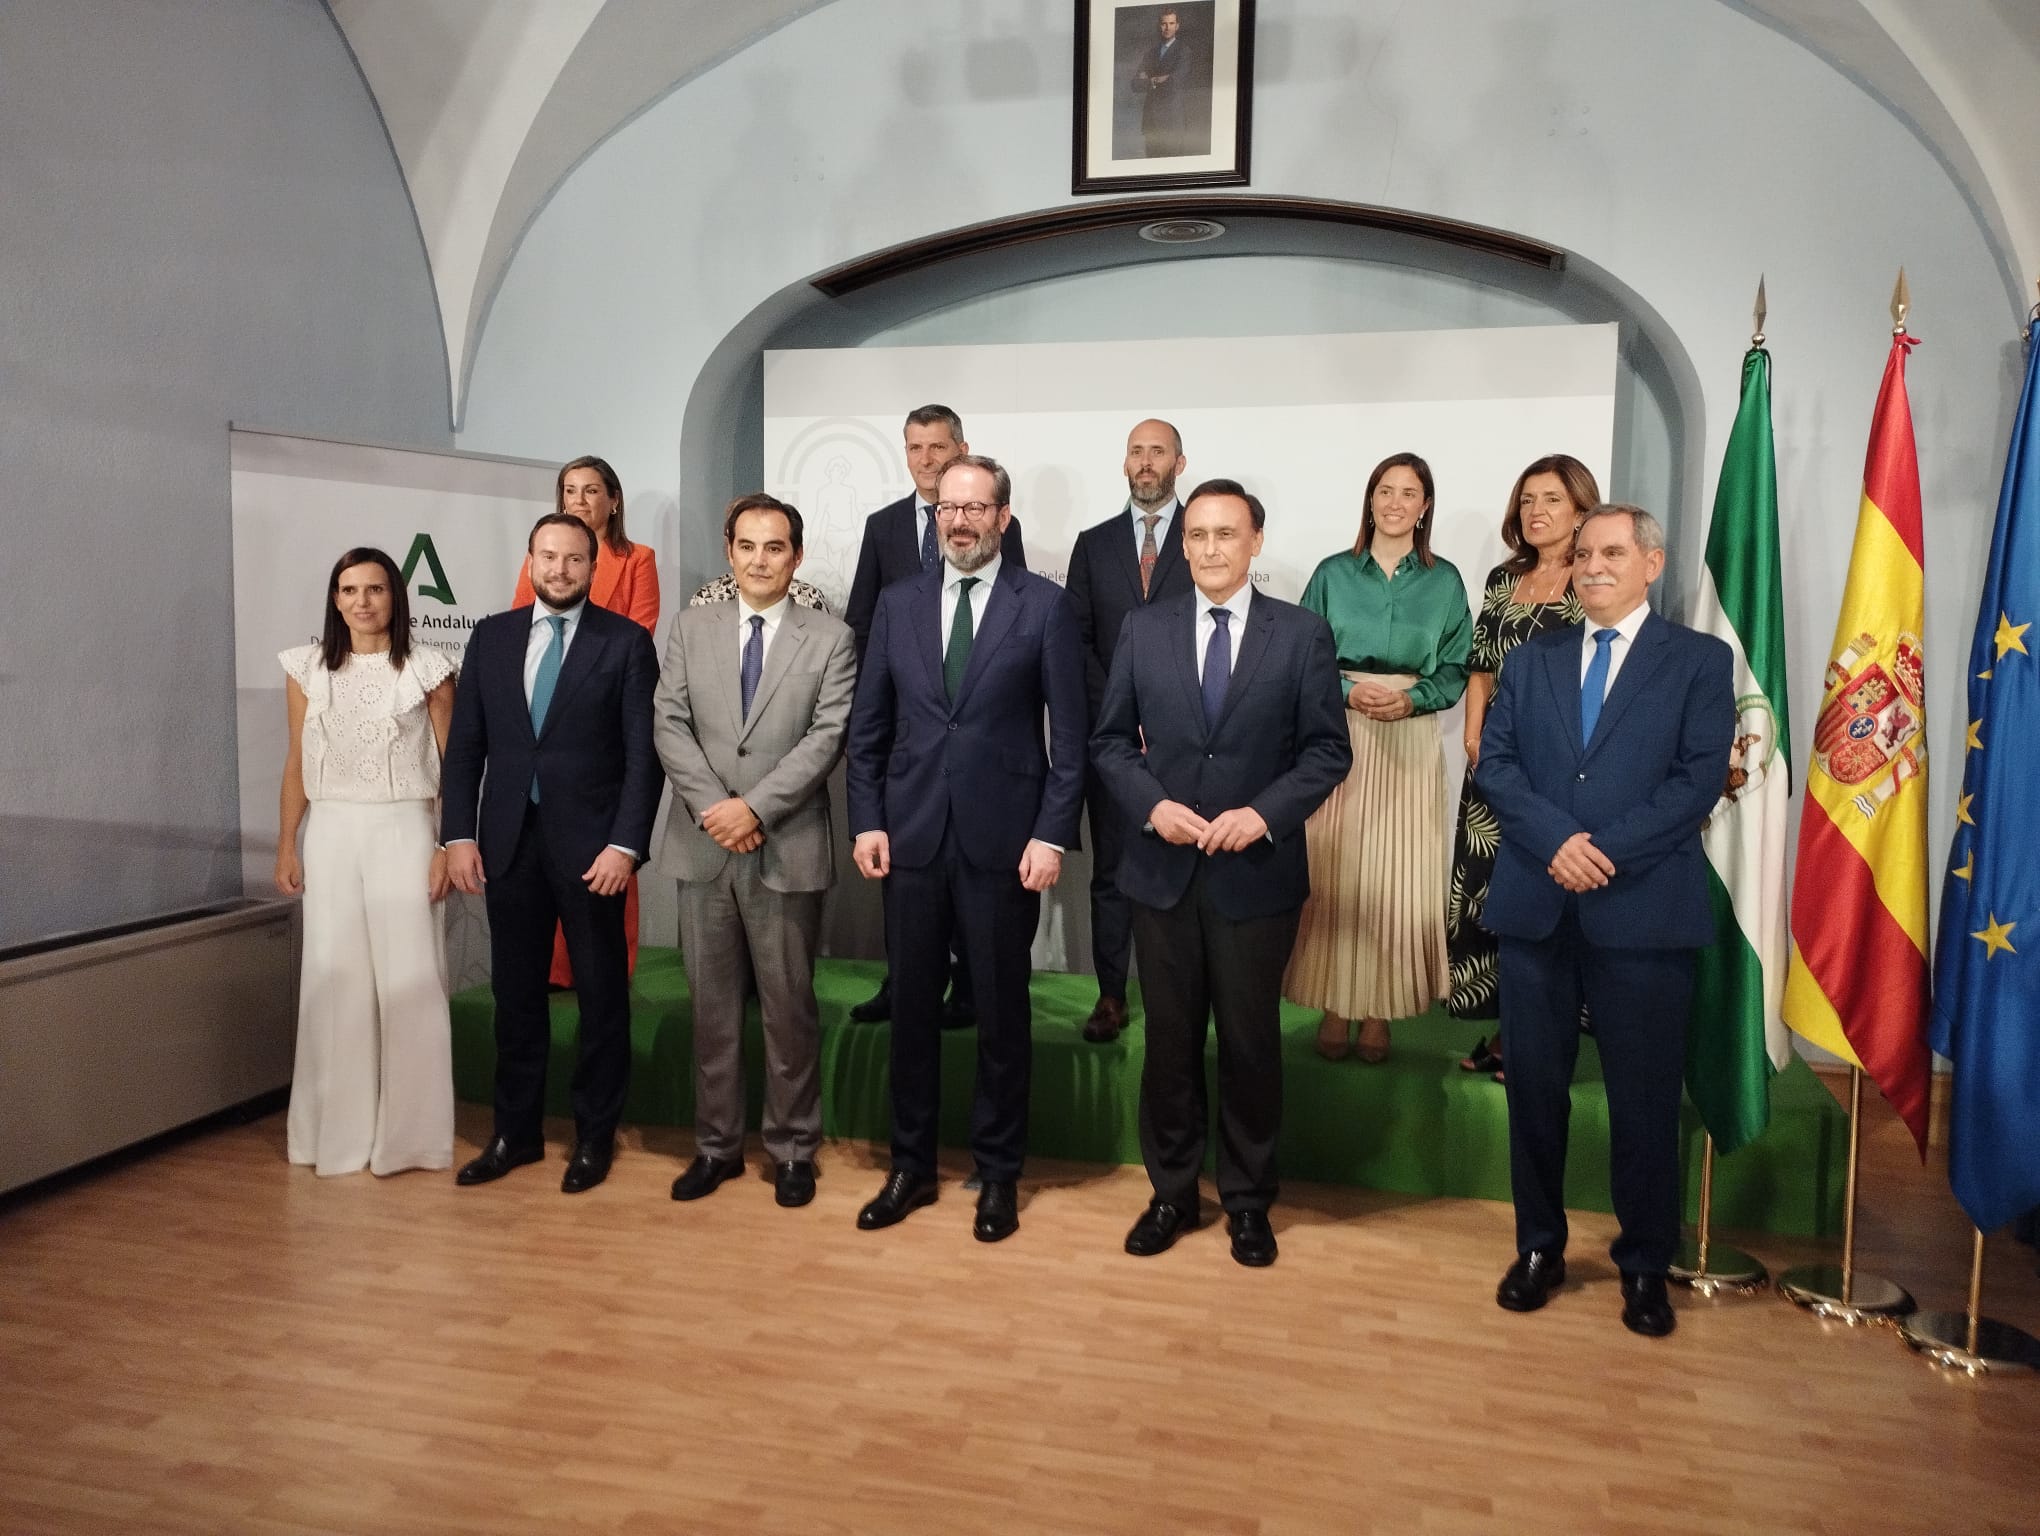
1670, 1238, 1768, 1296
1897, 1230, 2040, 1376
1899, 1313, 2040, 1376
1777, 1264, 1914, 1324
1669, 1135, 1768, 1295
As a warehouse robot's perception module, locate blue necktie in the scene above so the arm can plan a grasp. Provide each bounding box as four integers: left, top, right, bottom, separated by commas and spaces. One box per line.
529, 615, 565, 802
740, 614, 764, 718
919, 505, 938, 570
1580, 626, 1618, 745
1202, 608, 1232, 731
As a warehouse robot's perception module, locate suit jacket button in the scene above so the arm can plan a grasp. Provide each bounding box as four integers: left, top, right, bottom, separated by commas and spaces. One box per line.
1576, 771, 1585, 780
737, 746, 749, 757
947, 722, 958, 732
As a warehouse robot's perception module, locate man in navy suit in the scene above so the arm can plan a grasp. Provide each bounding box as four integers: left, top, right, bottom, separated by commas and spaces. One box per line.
442, 513, 662, 1195
1092, 479, 1351, 1267
845, 454, 1086, 1243
1476, 504, 1734, 1337
842, 404, 1027, 1027
1063, 418, 1197, 1042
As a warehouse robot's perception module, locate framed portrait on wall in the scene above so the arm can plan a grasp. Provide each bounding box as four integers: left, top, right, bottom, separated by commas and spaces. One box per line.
1073, 0, 1254, 194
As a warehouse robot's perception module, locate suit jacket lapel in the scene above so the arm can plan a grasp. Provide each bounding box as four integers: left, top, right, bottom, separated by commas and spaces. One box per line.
1210, 589, 1274, 737
537, 607, 605, 743
1583, 610, 1670, 760
892, 500, 926, 577
951, 562, 1024, 713
505, 608, 540, 745
740, 605, 807, 741
1544, 626, 1586, 762
1106, 512, 1144, 606
703, 602, 742, 740
1169, 591, 1207, 738
911, 567, 947, 702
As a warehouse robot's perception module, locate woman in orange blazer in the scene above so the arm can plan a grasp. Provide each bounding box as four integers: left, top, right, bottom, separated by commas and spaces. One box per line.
513, 455, 661, 985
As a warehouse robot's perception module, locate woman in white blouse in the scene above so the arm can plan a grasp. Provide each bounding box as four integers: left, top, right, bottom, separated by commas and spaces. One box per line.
275, 547, 458, 1176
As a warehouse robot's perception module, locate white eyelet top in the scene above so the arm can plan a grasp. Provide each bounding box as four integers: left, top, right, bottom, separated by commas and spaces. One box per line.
279, 642, 458, 804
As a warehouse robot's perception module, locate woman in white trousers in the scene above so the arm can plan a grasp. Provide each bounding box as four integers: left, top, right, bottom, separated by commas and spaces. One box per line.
275, 546, 458, 1175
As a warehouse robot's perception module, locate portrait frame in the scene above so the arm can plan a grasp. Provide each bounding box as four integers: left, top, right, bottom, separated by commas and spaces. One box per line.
1072, 0, 1254, 195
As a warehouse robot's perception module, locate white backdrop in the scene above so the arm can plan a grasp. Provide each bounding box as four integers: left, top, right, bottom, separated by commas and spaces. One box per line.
762, 324, 1620, 973
230, 428, 557, 988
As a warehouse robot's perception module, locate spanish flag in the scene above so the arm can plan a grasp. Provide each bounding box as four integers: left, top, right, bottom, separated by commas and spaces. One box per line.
1781, 329, 1933, 1153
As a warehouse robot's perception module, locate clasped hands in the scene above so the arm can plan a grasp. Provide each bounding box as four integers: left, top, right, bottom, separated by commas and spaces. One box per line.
1347, 680, 1414, 722
853, 831, 1064, 893
701, 797, 763, 854
1548, 831, 1615, 893
1149, 799, 1267, 854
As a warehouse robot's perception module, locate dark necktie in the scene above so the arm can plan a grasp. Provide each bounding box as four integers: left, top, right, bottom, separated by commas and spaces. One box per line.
1580, 627, 1619, 744
944, 576, 980, 700
740, 614, 764, 719
1139, 514, 1160, 598
919, 505, 938, 570
1202, 607, 1232, 731
529, 614, 565, 802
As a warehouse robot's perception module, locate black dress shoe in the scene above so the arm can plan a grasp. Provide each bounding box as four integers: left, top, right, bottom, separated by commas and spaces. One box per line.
455, 1135, 544, 1186
848, 978, 892, 1023
560, 1139, 613, 1194
973, 1180, 1019, 1242
1226, 1208, 1278, 1267
1124, 1197, 1201, 1256
1082, 996, 1129, 1043
1496, 1249, 1568, 1312
857, 1169, 938, 1230
941, 989, 976, 1031
1620, 1271, 1677, 1337
774, 1159, 817, 1208
670, 1153, 744, 1202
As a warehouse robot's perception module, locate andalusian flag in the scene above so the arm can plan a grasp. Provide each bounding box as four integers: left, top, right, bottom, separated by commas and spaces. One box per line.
1781, 329, 1932, 1153
1931, 316, 2040, 1231
1686, 345, 1793, 1154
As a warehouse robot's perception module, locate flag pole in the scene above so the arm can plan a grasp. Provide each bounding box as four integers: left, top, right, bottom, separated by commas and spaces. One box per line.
1779, 1066, 1914, 1322
1671, 1133, 1768, 1294
1671, 276, 1773, 1299
1900, 1227, 2040, 1374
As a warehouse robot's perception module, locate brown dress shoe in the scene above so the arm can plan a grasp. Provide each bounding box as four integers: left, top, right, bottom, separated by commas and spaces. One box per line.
1082, 996, 1128, 1042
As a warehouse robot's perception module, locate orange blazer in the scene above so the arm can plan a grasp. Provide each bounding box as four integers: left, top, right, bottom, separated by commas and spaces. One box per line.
514, 540, 660, 632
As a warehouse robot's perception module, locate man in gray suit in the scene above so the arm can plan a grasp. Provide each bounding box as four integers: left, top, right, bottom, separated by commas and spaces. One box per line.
652, 493, 857, 1208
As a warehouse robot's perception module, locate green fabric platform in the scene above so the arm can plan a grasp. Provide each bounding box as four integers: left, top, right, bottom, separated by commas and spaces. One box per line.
451, 947, 1846, 1236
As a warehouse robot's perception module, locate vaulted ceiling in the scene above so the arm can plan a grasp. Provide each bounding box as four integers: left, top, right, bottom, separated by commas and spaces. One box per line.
326, 0, 2040, 428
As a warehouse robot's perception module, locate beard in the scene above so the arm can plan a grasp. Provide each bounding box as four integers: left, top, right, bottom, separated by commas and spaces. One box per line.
1128, 471, 1176, 512
946, 525, 1002, 573
536, 572, 592, 610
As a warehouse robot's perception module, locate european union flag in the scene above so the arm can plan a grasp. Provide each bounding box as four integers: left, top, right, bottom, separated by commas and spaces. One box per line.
1931, 316, 2040, 1232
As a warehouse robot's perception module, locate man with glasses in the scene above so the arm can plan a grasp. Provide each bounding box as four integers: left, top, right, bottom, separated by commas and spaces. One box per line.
843, 404, 1029, 1028
845, 455, 1086, 1243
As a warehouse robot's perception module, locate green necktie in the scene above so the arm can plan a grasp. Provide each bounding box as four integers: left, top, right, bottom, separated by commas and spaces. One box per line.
943, 576, 980, 700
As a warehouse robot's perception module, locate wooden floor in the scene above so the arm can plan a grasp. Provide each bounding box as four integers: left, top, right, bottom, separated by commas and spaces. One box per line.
1, 1088, 2035, 1536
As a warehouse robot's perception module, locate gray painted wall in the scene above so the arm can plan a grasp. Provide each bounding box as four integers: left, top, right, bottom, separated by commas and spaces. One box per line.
0, 0, 451, 947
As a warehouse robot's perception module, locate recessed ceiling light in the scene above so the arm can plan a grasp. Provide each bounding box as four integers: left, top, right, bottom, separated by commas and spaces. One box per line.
1138, 218, 1226, 245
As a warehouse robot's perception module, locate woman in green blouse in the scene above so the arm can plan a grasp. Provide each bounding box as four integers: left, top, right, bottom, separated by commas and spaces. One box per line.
1285, 452, 1472, 1063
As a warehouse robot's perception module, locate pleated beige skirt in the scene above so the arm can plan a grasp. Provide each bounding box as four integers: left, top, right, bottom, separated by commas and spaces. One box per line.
1282, 672, 1451, 1020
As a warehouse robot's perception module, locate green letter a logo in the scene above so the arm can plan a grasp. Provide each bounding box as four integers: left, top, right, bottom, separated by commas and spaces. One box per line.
400, 533, 457, 605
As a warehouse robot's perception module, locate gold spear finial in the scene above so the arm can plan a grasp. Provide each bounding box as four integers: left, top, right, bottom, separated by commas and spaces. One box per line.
1891, 267, 1910, 334
1752, 275, 1767, 347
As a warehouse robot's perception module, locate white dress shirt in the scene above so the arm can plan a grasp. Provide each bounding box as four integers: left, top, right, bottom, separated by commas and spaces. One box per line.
1197, 581, 1254, 681
1130, 499, 1177, 561
735, 593, 791, 668
525, 598, 586, 706
940, 550, 1002, 641
1577, 598, 1651, 694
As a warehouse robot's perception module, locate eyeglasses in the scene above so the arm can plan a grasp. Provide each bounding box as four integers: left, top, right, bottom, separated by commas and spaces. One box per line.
935, 501, 1002, 523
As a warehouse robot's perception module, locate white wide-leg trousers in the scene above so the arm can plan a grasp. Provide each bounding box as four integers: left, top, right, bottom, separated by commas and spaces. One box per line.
288, 799, 453, 1176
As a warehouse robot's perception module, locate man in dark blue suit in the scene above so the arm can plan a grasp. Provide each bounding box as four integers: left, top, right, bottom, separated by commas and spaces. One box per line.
845, 454, 1086, 1243
1091, 479, 1351, 1267
1476, 504, 1734, 1337
842, 404, 1026, 1026
1063, 418, 1197, 1042
442, 513, 662, 1195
